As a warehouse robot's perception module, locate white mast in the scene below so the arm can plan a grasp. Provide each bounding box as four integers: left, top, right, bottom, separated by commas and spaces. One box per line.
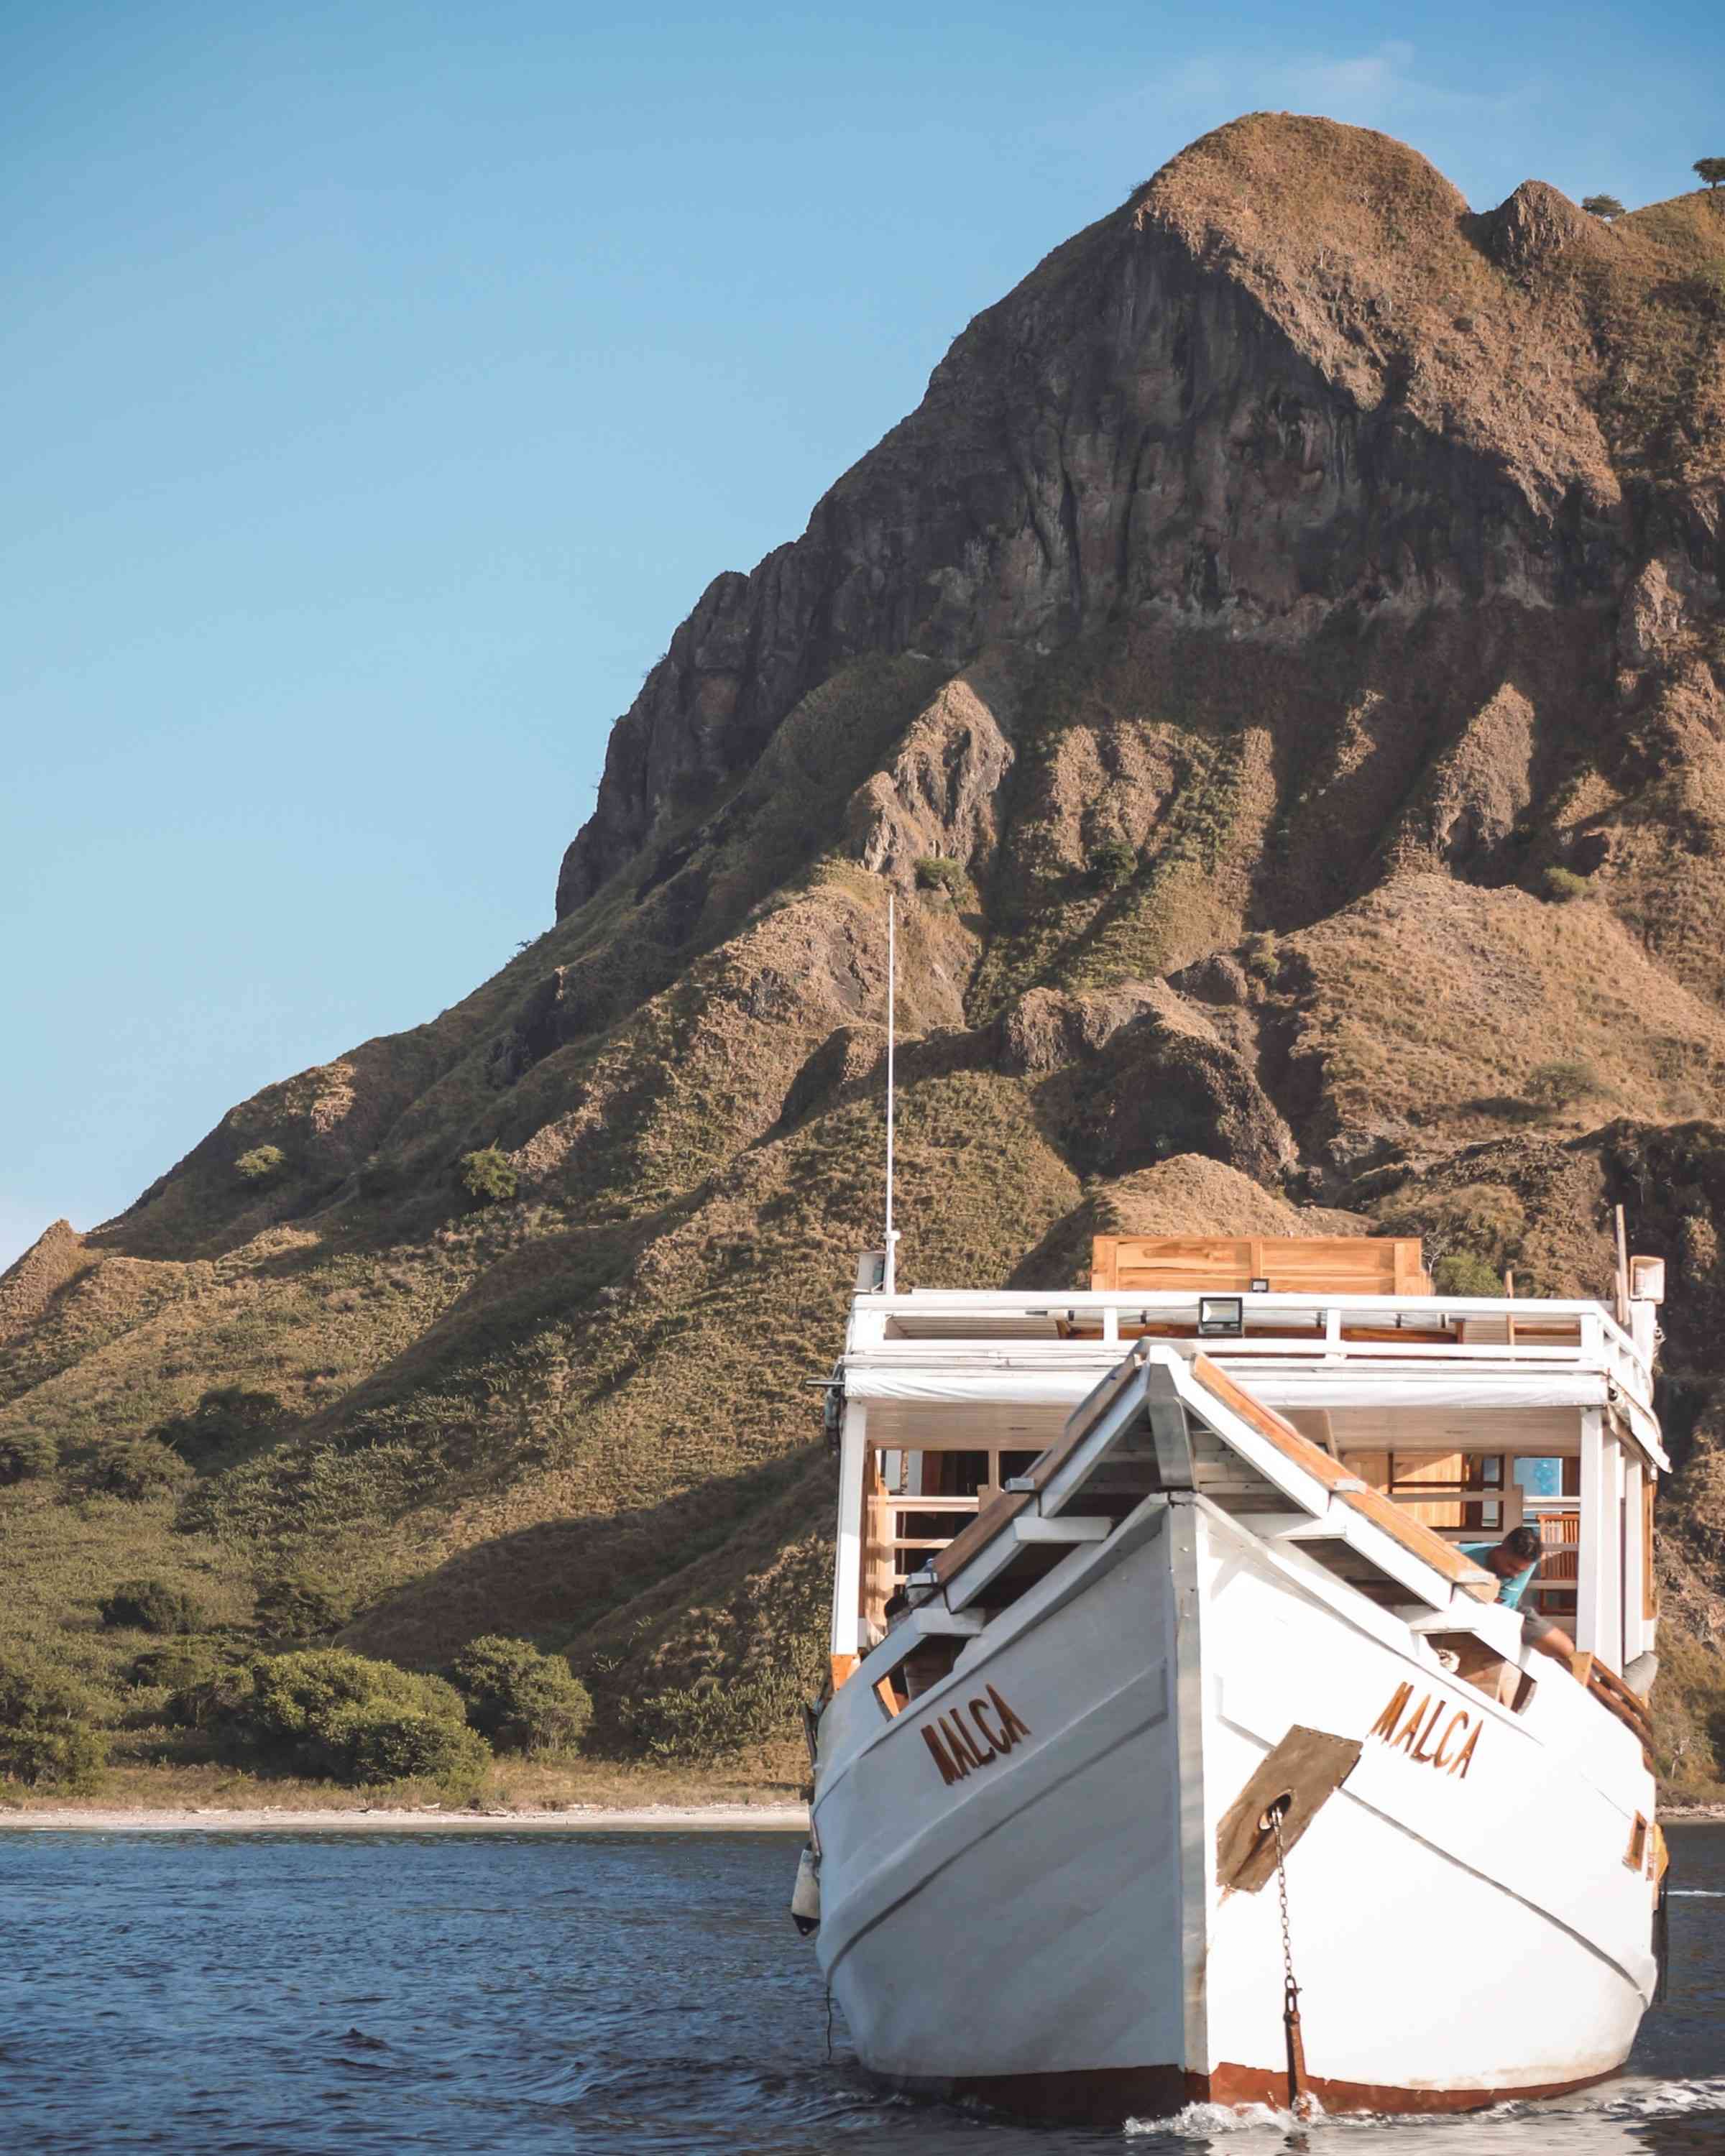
883, 890, 900, 1294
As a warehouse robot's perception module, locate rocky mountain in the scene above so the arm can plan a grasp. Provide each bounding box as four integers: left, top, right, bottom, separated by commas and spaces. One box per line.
6, 114, 1725, 1788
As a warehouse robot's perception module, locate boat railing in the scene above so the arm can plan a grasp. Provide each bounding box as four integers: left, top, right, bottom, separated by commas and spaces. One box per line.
1573, 1650, 1657, 1761
846, 1291, 1655, 1412
862, 1491, 980, 1621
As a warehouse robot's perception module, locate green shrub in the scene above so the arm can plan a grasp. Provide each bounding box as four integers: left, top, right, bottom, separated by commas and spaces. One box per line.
1432, 1251, 1506, 1298
619, 1670, 799, 1764
0, 1657, 106, 1791
158, 1386, 288, 1465
1525, 1058, 1601, 1112
253, 1574, 349, 1646
448, 1636, 593, 1755
339, 1708, 487, 1789
235, 1144, 286, 1183
459, 1146, 518, 1204
913, 855, 963, 895
83, 1439, 194, 1502
1541, 866, 1591, 903
162, 1659, 252, 1731
127, 1640, 226, 1694
1089, 838, 1137, 891
1241, 930, 1281, 984
98, 1577, 205, 1634
216, 1648, 489, 1792
0, 1432, 58, 1485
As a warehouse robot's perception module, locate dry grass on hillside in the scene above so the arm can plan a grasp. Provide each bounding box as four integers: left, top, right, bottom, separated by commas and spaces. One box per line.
1283, 872, 1725, 1166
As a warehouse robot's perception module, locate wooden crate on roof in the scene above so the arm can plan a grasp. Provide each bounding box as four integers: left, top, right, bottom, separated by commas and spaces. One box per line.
1089, 1234, 1430, 1297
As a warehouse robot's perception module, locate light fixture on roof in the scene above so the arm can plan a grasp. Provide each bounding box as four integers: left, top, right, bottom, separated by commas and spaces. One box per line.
1250, 1276, 1269, 1294
1198, 1295, 1244, 1337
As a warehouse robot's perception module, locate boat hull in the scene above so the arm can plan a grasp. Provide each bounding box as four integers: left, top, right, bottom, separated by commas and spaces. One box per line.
811, 1493, 1657, 2124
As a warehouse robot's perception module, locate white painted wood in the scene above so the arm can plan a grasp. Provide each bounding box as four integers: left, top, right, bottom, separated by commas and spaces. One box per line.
855, 1605, 989, 1690
829, 1402, 867, 1659
1013, 1515, 1112, 1544
850, 1285, 1658, 1425
1622, 1455, 1647, 1665
1576, 1409, 1624, 1673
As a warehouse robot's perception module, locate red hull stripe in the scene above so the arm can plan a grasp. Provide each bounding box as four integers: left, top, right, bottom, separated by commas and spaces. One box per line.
875, 2058, 1624, 2127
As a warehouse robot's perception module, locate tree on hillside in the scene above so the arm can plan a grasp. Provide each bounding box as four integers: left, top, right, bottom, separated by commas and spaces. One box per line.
1695, 158, 1725, 190
1582, 195, 1624, 221
459, 1145, 517, 1203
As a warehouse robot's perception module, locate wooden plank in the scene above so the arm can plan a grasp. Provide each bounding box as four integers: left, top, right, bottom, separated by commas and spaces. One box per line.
1187, 1354, 1500, 1599
1215, 1726, 1363, 1894
1091, 1233, 1429, 1297
1581, 1664, 1655, 1756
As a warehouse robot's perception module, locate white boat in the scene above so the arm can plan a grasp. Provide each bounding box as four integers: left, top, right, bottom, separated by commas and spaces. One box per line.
800, 1231, 1670, 2123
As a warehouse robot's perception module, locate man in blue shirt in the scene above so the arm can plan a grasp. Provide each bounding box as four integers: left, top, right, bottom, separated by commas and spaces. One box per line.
1458, 1524, 1576, 1664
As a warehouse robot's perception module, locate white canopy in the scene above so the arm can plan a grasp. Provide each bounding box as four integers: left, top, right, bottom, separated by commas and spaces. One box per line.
842, 1358, 1668, 1470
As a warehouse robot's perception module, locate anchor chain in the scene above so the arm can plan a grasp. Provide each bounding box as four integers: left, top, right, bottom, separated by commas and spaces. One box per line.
1267, 1802, 1316, 2121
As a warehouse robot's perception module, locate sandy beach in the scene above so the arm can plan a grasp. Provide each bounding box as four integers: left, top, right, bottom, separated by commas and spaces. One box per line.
0, 1802, 809, 1833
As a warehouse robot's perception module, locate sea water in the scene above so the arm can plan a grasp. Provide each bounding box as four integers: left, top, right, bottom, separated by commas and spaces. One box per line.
0, 1822, 1720, 2155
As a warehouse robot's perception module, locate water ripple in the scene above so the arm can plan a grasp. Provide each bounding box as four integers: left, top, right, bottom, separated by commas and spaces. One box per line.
0, 1823, 1719, 2154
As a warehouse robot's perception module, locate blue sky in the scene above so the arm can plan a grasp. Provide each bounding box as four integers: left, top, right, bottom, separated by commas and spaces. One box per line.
4, 1, 1720, 1268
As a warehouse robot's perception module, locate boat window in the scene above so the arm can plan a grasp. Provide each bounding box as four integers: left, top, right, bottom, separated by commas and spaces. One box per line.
1513, 1456, 1582, 1497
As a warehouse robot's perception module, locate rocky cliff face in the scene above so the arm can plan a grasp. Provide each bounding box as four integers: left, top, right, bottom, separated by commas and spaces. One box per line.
560, 118, 1724, 915
6, 115, 1725, 1789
